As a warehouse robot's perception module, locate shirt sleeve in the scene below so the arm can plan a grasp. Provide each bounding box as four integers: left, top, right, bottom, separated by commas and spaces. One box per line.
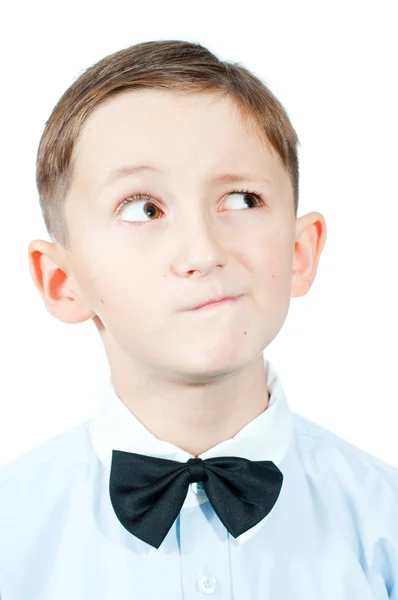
377, 466, 398, 599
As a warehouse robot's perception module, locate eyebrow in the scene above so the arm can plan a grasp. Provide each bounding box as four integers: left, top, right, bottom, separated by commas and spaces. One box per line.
102, 164, 272, 188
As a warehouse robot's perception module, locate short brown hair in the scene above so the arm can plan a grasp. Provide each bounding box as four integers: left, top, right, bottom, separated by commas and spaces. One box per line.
36, 39, 300, 250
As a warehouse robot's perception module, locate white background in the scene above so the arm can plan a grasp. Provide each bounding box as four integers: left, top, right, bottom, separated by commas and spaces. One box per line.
0, 0, 396, 467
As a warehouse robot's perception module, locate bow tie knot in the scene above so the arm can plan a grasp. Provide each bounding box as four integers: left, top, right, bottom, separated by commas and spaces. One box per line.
187, 457, 206, 483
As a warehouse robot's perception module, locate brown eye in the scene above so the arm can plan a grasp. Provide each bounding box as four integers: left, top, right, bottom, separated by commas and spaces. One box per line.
116, 196, 163, 222
223, 191, 263, 210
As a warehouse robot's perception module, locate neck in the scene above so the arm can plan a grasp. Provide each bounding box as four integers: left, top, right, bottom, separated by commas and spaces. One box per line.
109, 354, 270, 457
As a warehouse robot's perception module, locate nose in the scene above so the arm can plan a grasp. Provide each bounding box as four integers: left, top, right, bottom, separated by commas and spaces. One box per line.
170, 215, 229, 278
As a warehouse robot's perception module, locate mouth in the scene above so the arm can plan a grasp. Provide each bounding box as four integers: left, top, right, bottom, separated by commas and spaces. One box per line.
188, 295, 243, 311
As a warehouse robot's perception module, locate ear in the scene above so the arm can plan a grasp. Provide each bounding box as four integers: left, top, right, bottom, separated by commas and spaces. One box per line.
291, 212, 327, 298
27, 239, 95, 324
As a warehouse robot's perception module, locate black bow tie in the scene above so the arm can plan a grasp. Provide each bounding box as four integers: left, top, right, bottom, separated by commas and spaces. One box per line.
109, 449, 284, 549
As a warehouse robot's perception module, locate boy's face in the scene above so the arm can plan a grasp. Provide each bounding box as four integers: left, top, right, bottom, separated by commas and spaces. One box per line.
55, 90, 308, 380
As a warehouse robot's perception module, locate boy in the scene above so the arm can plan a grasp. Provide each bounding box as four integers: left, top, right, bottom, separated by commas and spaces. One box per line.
1, 39, 397, 599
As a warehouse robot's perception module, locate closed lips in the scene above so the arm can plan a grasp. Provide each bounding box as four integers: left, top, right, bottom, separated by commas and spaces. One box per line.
188, 294, 242, 310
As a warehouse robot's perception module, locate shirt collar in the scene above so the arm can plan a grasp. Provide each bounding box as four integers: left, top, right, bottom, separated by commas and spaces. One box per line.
89, 357, 294, 545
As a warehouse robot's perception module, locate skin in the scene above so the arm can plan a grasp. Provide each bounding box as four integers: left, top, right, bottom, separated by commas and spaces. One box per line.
28, 89, 327, 457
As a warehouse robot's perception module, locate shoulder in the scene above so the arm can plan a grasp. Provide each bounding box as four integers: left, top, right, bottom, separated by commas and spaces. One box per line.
0, 420, 94, 493
291, 413, 398, 591
291, 410, 398, 524
292, 410, 398, 479
0, 420, 96, 582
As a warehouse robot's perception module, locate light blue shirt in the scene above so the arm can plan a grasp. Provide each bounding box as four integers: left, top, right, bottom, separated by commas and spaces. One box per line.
1, 358, 398, 599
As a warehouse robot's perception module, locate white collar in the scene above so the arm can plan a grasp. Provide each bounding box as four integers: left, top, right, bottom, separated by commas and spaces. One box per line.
89, 358, 294, 544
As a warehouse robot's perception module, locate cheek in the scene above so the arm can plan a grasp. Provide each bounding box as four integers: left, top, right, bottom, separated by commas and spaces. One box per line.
97, 262, 155, 306
91, 259, 164, 332
249, 235, 294, 304
251, 228, 292, 275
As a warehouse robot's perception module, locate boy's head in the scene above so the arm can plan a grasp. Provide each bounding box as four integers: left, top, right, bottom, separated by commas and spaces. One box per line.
28, 40, 326, 383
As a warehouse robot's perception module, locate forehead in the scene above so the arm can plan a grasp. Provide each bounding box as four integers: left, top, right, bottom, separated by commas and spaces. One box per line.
81, 88, 260, 144
72, 89, 287, 193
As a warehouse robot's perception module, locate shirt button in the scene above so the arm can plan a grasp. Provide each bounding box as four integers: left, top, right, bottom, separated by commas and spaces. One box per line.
191, 482, 205, 494
196, 574, 217, 594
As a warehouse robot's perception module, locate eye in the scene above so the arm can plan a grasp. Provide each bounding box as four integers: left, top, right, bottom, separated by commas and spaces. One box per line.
223, 191, 264, 210
115, 192, 161, 222
115, 189, 265, 223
